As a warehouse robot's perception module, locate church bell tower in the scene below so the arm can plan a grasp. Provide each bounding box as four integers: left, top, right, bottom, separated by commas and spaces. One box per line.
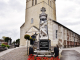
20, 0, 56, 46
25, 0, 56, 28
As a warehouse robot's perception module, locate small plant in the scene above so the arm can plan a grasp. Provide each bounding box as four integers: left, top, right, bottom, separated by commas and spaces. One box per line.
29, 37, 33, 40
1, 44, 6, 47
33, 39, 35, 41
1, 44, 10, 48
6, 45, 10, 48
24, 34, 30, 40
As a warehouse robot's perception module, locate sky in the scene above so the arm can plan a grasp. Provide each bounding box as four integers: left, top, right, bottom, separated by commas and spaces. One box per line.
0, 0, 80, 42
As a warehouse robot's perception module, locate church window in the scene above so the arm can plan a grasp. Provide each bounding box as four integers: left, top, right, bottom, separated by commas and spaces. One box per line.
32, 0, 34, 6
35, 0, 37, 5
31, 18, 33, 24
56, 30, 58, 39
74, 37, 75, 46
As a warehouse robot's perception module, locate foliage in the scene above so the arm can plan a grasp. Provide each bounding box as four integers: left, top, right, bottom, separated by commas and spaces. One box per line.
6, 45, 10, 48
13, 41, 16, 44
33, 39, 35, 41
2, 36, 6, 40
24, 34, 36, 45
24, 34, 30, 40
16, 39, 20, 45
4, 37, 12, 43
1, 44, 6, 47
1, 44, 10, 48
5, 37, 10, 42
29, 37, 33, 40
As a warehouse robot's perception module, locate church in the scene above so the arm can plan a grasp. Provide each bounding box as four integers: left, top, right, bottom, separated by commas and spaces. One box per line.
20, 0, 80, 48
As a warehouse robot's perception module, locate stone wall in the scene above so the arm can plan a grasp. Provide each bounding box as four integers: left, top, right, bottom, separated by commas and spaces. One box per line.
48, 19, 80, 48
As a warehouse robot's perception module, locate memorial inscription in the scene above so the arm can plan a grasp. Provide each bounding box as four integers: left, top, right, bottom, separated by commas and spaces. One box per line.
39, 40, 49, 50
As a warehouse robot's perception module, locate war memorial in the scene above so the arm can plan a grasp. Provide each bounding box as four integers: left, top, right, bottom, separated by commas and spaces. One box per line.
20, 0, 80, 59
20, 0, 80, 50
28, 7, 59, 59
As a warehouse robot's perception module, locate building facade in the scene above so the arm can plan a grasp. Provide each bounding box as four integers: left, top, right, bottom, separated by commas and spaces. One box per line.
48, 19, 80, 48
20, 0, 56, 46
20, 0, 80, 48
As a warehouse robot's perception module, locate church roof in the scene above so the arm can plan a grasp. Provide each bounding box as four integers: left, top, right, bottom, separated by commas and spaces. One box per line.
20, 22, 25, 28
33, 26, 39, 30
26, 26, 39, 33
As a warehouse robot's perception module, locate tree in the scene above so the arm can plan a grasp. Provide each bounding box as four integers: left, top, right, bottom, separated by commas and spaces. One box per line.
16, 39, 20, 45
5, 37, 10, 42
13, 41, 16, 45
4, 37, 12, 45
2, 36, 6, 40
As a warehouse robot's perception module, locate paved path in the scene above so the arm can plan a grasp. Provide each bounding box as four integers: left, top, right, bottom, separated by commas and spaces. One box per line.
0, 47, 28, 60
60, 50, 80, 60
59, 47, 80, 60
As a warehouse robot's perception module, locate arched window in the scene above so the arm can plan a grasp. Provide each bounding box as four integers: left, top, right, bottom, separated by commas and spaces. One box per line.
31, 18, 33, 24
35, 0, 37, 5
32, 0, 34, 6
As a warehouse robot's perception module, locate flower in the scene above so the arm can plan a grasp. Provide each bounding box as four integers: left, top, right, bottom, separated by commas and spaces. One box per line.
27, 54, 60, 60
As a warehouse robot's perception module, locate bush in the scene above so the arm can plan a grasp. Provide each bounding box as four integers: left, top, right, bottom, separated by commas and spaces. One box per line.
1, 44, 6, 47
24, 34, 30, 40
1, 44, 10, 48
33, 39, 35, 41
6, 45, 10, 48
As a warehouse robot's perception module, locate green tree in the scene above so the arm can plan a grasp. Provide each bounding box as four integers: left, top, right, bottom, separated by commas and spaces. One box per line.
4, 37, 12, 45
5, 37, 10, 42
16, 39, 20, 45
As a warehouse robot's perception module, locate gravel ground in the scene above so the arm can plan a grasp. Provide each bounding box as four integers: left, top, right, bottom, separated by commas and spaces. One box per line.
0, 47, 28, 60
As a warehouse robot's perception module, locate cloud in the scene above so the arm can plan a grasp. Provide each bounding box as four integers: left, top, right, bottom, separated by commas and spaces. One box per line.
0, 0, 26, 41
56, 0, 80, 34
0, 0, 80, 42
0, 29, 19, 41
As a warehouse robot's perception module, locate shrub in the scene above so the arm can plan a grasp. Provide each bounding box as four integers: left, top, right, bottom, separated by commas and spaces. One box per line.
29, 37, 33, 40
33, 39, 35, 41
1, 44, 6, 47
1, 44, 10, 48
24, 34, 30, 40
6, 45, 10, 48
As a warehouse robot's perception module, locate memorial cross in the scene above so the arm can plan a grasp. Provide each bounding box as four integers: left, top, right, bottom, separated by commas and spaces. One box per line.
41, 7, 46, 12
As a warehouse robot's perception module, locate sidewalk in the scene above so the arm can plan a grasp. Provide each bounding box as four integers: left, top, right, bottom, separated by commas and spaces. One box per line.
0, 46, 28, 60
60, 47, 80, 53
0, 47, 19, 57
59, 47, 80, 58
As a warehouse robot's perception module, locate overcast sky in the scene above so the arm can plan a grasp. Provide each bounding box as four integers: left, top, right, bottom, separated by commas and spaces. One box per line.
0, 0, 80, 41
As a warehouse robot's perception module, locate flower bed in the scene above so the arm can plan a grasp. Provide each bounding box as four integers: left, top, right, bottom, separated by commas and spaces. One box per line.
28, 54, 60, 60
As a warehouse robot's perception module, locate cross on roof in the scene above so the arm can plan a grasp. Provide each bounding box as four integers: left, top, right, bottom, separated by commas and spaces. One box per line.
41, 7, 46, 12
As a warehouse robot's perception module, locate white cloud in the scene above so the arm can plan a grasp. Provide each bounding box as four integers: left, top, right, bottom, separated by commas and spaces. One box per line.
0, 0, 26, 41
56, 0, 80, 34
0, 0, 80, 42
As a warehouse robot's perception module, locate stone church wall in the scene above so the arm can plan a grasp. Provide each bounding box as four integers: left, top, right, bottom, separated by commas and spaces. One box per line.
49, 19, 80, 48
